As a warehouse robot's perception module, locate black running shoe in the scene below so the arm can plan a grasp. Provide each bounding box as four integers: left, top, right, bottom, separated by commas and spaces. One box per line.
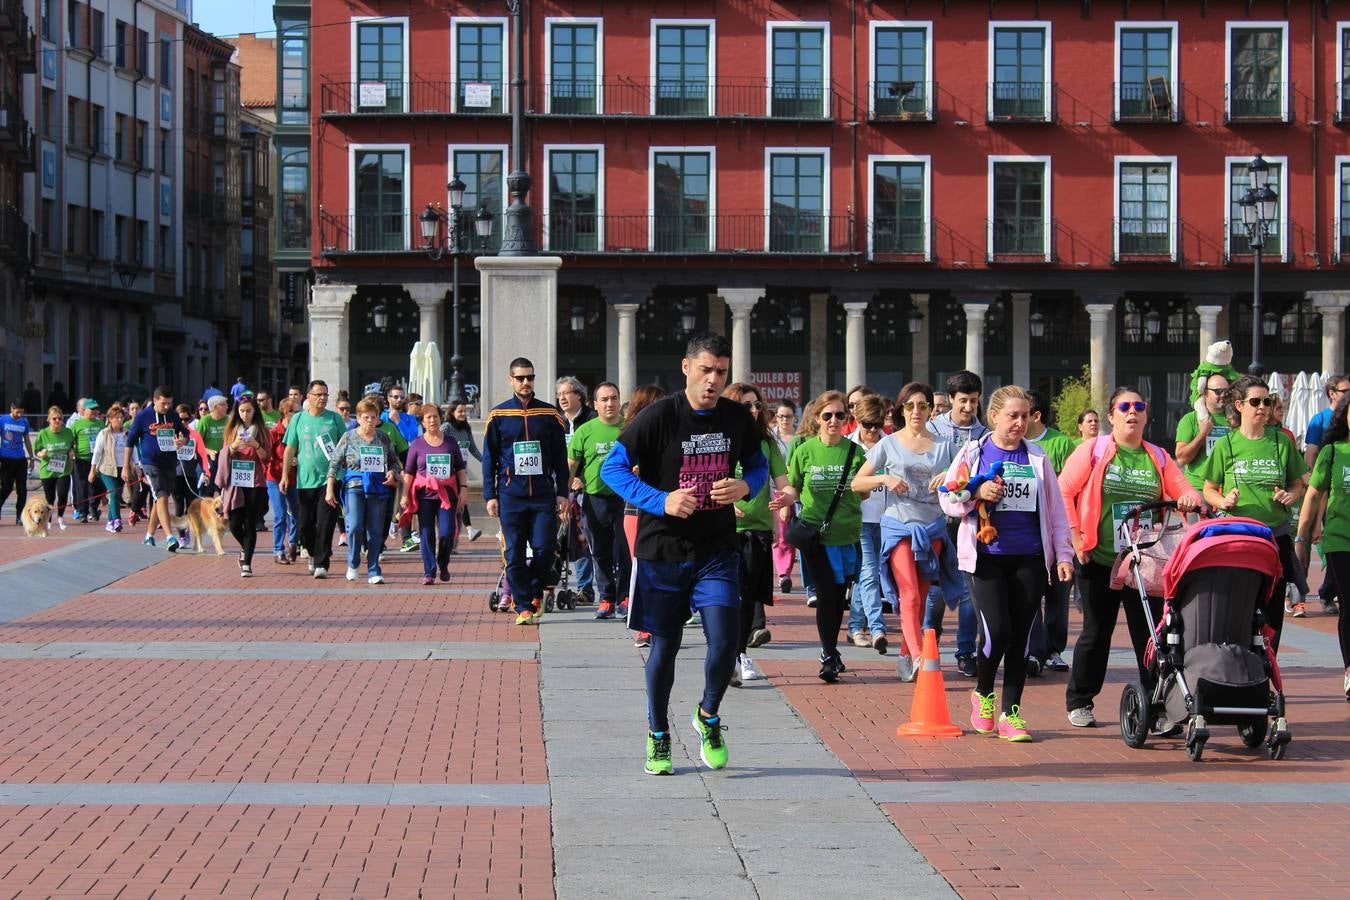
818, 651, 839, 683
957, 653, 977, 678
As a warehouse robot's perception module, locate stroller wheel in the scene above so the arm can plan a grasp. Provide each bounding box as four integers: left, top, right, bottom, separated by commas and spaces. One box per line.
1270, 738, 1289, 760
544, 593, 556, 613
1238, 717, 1268, 749
489, 592, 500, 612
1119, 682, 1151, 749
1185, 718, 1208, 762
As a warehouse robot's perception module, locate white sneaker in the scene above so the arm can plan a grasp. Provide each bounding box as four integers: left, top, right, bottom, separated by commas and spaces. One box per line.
739, 654, 764, 682
345, 567, 358, 582
1067, 706, 1097, 727
313, 567, 327, 579
368, 574, 385, 585
468, 527, 482, 541
896, 654, 916, 682
806, 593, 818, 608
56, 518, 67, 531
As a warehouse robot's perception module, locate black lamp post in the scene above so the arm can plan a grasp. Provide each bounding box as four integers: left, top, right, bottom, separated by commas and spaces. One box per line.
422, 179, 494, 404
1029, 311, 1047, 339
1238, 153, 1279, 377
789, 303, 805, 334
500, 0, 536, 255
907, 304, 923, 335
1144, 309, 1163, 339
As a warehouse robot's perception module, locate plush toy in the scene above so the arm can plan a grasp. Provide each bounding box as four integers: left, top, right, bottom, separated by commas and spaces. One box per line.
939, 459, 1006, 544
1188, 340, 1240, 424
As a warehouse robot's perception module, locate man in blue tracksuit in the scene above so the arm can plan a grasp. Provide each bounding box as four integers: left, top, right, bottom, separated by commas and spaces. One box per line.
483, 357, 570, 624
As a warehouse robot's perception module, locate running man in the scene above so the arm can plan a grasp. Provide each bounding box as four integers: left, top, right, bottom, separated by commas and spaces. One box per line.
123, 387, 192, 551
600, 333, 767, 775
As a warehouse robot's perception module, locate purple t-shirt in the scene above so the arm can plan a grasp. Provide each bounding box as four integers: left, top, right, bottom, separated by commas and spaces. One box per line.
405, 436, 466, 499
977, 440, 1042, 557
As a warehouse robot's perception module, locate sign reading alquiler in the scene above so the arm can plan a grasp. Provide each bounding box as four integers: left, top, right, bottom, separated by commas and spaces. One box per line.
358, 82, 387, 106
751, 371, 803, 406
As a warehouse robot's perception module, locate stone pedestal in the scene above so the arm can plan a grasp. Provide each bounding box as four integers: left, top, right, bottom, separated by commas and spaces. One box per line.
1083, 298, 1118, 406
406, 284, 446, 345
842, 300, 869, 391
1308, 291, 1350, 376
475, 255, 563, 409
309, 284, 355, 395
962, 300, 991, 380
611, 300, 642, 401
1195, 303, 1225, 363
720, 289, 760, 384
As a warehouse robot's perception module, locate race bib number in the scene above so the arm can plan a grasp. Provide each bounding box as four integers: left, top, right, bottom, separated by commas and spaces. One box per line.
997, 464, 1037, 512
427, 453, 452, 479
1204, 425, 1229, 457
46, 454, 67, 475
1111, 501, 1152, 552
513, 440, 542, 476
155, 429, 176, 452
359, 446, 385, 473
316, 433, 336, 461
231, 459, 257, 488
176, 444, 196, 461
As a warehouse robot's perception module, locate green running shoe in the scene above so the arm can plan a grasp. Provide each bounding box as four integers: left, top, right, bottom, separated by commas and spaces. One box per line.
691, 707, 728, 770
645, 732, 673, 776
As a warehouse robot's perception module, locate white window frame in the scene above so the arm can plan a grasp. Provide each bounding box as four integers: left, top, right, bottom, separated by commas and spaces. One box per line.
763, 146, 831, 251
647, 145, 717, 252
544, 17, 604, 115
1224, 154, 1289, 262
1337, 23, 1349, 122
349, 16, 410, 114
987, 20, 1053, 123
446, 143, 511, 235
986, 155, 1053, 262
347, 142, 411, 250
1112, 155, 1179, 261
867, 20, 933, 120
1332, 154, 1349, 263
1112, 21, 1179, 121
1224, 20, 1290, 122
649, 19, 716, 116
766, 21, 831, 118
542, 143, 605, 251
450, 16, 510, 114
866, 154, 932, 261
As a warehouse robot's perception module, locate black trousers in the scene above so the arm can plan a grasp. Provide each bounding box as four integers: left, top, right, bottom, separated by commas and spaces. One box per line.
72, 458, 93, 516
580, 492, 630, 604
0, 457, 26, 521
41, 476, 70, 516
227, 486, 267, 564
736, 530, 772, 654
1065, 559, 1162, 712
296, 486, 339, 569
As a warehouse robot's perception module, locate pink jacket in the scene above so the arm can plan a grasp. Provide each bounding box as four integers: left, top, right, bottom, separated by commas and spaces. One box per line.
1058, 435, 1198, 556
938, 437, 1073, 579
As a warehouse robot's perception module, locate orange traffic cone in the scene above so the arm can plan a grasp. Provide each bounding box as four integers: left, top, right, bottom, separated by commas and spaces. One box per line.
897, 627, 963, 738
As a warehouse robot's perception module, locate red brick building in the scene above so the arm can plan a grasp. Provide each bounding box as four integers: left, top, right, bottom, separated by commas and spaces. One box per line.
307, 0, 1350, 435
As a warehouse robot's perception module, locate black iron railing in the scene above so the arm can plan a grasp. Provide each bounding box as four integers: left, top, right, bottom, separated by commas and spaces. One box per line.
988, 81, 1055, 122
868, 80, 935, 119
1114, 81, 1182, 122
1226, 82, 1290, 122
987, 217, 1055, 261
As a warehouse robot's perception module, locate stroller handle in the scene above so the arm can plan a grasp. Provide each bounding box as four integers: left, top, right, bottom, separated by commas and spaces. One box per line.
1120, 499, 1214, 528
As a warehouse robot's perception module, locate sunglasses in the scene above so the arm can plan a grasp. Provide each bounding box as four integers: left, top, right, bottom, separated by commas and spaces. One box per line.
511, 374, 536, 382
743, 400, 764, 410
902, 400, 932, 412
1241, 396, 1275, 408
337, 406, 352, 414
858, 421, 883, 430
820, 411, 848, 421
1115, 401, 1148, 413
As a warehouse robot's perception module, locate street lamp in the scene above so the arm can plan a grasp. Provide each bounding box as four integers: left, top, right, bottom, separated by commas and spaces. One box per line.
500, 0, 536, 255
907, 304, 923, 335
789, 303, 805, 334
1144, 309, 1163, 339
680, 301, 697, 334
424, 183, 495, 404
371, 303, 389, 331
1238, 153, 1278, 377
1029, 311, 1047, 339
570, 303, 586, 333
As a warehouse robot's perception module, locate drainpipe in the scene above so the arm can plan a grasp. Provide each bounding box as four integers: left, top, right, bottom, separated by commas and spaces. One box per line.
849, 0, 859, 266
1310, 1, 1320, 268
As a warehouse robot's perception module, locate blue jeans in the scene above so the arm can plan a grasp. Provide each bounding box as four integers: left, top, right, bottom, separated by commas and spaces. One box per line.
575, 555, 594, 594
924, 577, 977, 658
849, 522, 886, 636
266, 480, 299, 556
417, 495, 455, 577
500, 497, 558, 612
344, 485, 388, 576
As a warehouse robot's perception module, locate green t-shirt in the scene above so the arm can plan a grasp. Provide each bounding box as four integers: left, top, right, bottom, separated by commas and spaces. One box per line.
1175, 411, 1231, 491
261, 410, 281, 426
1202, 428, 1306, 530
1027, 425, 1075, 474
283, 409, 346, 489
736, 439, 788, 533
67, 417, 100, 459
568, 417, 623, 496
377, 421, 410, 455
1310, 442, 1350, 554
788, 437, 865, 545
197, 415, 229, 453
1093, 443, 1162, 567
33, 427, 75, 479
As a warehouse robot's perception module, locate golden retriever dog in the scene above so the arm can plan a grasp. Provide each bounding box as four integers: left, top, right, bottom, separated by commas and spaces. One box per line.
20, 498, 51, 538
170, 495, 228, 555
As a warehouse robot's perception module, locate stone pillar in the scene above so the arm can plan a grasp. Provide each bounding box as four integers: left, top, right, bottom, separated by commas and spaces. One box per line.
405, 283, 446, 346
839, 293, 870, 391
309, 283, 355, 395
1194, 300, 1225, 363
610, 298, 642, 402
706, 293, 726, 337
1011, 292, 1031, 387
1309, 291, 1350, 375
910, 293, 930, 386
1083, 295, 1119, 407
475, 255, 563, 409
961, 299, 991, 380
720, 289, 760, 384
809, 292, 829, 398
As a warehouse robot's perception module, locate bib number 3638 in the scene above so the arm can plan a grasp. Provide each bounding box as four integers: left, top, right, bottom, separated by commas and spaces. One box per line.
513, 441, 543, 476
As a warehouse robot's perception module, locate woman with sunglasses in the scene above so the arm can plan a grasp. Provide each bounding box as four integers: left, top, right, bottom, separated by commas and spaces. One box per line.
853, 384, 957, 680
1203, 375, 1306, 644
939, 386, 1074, 741
771, 401, 798, 594
845, 394, 895, 655
1059, 387, 1200, 728
787, 398, 823, 608
773, 391, 866, 682
214, 395, 271, 576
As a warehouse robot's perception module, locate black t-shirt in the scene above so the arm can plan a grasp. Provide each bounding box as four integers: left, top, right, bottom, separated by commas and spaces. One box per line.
616, 394, 761, 561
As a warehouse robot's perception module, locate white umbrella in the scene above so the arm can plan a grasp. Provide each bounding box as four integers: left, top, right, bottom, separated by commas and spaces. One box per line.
407, 341, 427, 402
1267, 371, 1285, 401
422, 341, 443, 407
1285, 372, 1311, 447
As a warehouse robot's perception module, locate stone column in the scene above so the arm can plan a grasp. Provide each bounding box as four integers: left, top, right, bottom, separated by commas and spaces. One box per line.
1309, 291, 1350, 375
1083, 295, 1119, 407
961, 299, 991, 380
910, 293, 930, 386
1194, 300, 1225, 363
809, 292, 829, 397
720, 289, 760, 384
839, 292, 870, 391
1011, 292, 1032, 387
309, 283, 355, 395
475, 254, 563, 409
405, 283, 447, 346
610, 298, 642, 401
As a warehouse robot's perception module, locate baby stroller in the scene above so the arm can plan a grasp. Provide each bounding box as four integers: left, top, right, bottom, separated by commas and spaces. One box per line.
550, 497, 589, 611
486, 510, 588, 613
1115, 501, 1291, 762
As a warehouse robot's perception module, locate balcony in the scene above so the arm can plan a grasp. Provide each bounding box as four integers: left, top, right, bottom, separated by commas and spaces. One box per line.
1113, 81, 1183, 123
1336, 81, 1349, 124
868, 81, 936, 121
0, 204, 33, 269
0, 0, 28, 46
1225, 82, 1290, 123
1112, 219, 1180, 264
1223, 219, 1290, 263
320, 78, 505, 117
540, 77, 835, 120
14, 26, 34, 73
1333, 217, 1350, 264
987, 217, 1055, 263
987, 81, 1055, 123
320, 210, 418, 255
867, 218, 934, 262
0, 93, 31, 159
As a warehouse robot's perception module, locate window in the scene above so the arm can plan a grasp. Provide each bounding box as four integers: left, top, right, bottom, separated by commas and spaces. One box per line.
279, 147, 309, 250
41, 0, 53, 42
65, 203, 81, 254
355, 19, 406, 112
1337, 158, 1350, 261
454, 21, 504, 113
114, 113, 125, 160
1338, 24, 1349, 121
135, 120, 147, 165
159, 129, 169, 172
654, 23, 711, 116
652, 150, 711, 251
67, 0, 85, 49
90, 104, 104, 155
159, 35, 172, 88
1116, 24, 1177, 120
280, 19, 309, 125
90, 8, 103, 59
352, 147, 406, 251
137, 220, 148, 266
42, 200, 56, 252
767, 150, 826, 252
870, 158, 928, 257
549, 21, 599, 114
990, 159, 1050, 258
66, 97, 86, 149
769, 24, 827, 118
1227, 24, 1286, 120
871, 24, 931, 118
450, 148, 504, 251
90, 209, 103, 258
114, 20, 126, 67
1115, 160, 1175, 258
41, 89, 54, 139
1226, 156, 1286, 258
114, 214, 126, 262
547, 147, 600, 250
136, 29, 148, 76
989, 24, 1050, 120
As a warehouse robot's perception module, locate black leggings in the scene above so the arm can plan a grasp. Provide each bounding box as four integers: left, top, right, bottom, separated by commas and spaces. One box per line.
0, 457, 26, 520
41, 476, 70, 517
737, 531, 772, 654
800, 543, 852, 656
644, 604, 739, 734
970, 552, 1044, 713
227, 486, 266, 564
1065, 560, 1162, 712
1321, 552, 1350, 666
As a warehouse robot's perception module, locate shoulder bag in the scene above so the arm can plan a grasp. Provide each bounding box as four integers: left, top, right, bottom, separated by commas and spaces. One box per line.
786, 441, 858, 552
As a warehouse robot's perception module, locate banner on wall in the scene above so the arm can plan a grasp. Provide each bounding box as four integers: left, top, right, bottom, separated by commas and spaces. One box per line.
750, 371, 803, 407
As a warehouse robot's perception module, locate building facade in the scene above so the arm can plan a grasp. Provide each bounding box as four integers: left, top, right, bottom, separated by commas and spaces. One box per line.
0, 0, 36, 405
308, 0, 1350, 438
271, 0, 313, 394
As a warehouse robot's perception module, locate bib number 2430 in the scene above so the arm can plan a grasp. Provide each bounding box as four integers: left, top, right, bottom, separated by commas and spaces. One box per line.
513, 441, 542, 476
